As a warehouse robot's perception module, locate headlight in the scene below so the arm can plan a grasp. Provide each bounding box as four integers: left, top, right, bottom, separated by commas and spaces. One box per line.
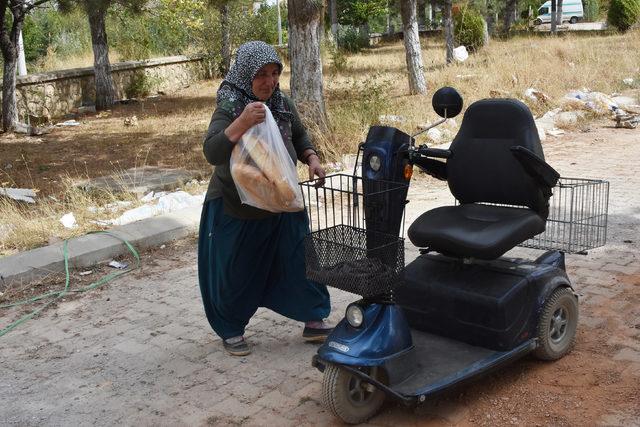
369, 155, 381, 172
346, 304, 364, 328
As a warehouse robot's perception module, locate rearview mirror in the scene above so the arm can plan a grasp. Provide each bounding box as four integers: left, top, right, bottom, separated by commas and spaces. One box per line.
432, 87, 463, 118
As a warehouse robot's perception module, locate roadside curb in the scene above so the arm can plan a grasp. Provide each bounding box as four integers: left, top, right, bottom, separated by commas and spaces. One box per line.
0, 205, 202, 290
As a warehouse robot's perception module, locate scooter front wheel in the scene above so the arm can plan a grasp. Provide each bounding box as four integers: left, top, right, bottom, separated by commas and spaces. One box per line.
321, 363, 386, 424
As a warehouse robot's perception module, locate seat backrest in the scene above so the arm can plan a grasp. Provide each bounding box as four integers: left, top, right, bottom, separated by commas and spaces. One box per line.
447, 99, 548, 215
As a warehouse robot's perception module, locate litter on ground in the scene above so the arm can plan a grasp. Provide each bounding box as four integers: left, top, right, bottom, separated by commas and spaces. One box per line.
108, 260, 128, 269
60, 212, 78, 229
0, 188, 36, 203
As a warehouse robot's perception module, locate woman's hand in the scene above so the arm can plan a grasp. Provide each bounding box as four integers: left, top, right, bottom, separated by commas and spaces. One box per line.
239, 102, 266, 128
224, 102, 265, 142
307, 154, 326, 188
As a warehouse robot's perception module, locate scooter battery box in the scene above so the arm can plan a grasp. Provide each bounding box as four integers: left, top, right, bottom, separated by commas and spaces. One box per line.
397, 254, 547, 351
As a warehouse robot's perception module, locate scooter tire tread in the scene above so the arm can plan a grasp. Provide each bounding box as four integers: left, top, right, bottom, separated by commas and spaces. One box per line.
534, 286, 578, 361
321, 363, 386, 424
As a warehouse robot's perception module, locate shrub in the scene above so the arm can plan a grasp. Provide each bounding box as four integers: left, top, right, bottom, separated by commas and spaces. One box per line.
124, 73, 163, 99
453, 8, 486, 52
22, 8, 91, 66
328, 44, 349, 74
337, 26, 368, 53
584, 0, 601, 21
607, 0, 640, 31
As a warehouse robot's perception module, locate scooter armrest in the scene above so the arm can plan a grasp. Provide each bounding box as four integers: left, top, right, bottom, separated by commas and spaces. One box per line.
511, 146, 560, 188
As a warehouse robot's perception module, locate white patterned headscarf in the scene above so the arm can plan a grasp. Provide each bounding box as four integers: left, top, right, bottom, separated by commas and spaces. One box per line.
216, 41, 291, 122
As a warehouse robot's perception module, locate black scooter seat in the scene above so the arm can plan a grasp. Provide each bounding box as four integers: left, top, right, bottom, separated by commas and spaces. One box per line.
408, 203, 545, 260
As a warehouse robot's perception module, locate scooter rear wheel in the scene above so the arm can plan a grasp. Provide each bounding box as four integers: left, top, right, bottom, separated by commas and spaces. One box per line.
534, 287, 578, 360
322, 364, 386, 424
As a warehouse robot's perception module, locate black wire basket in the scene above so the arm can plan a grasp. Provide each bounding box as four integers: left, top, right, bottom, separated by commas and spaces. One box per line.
300, 174, 408, 298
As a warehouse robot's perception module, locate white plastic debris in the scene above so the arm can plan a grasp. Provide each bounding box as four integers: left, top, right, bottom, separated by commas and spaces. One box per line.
547, 129, 565, 137
452, 46, 469, 62
60, 212, 78, 229
537, 127, 546, 142
563, 90, 619, 115
524, 88, 550, 103
140, 191, 156, 203
108, 260, 128, 269
378, 115, 405, 123
623, 78, 634, 86
56, 120, 81, 127
611, 96, 639, 109
426, 128, 443, 142
87, 200, 134, 214
0, 187, 36, 203
79, 270, 93, 276
107, 191, 204, 226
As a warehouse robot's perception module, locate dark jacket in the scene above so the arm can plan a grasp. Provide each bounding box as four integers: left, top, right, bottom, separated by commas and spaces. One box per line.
203, 95, 315, 219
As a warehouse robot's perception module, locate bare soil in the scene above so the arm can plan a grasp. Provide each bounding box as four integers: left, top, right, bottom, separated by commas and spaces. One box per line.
0, 85, 217, 196
1, 94, 639, 425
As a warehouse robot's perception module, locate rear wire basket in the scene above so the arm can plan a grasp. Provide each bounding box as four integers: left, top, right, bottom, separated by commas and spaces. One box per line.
521, 177, 609, 253
300, 174, 408, 298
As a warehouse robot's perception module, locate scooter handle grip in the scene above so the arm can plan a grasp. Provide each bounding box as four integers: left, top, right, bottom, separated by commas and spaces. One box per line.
419, 147, 452, 159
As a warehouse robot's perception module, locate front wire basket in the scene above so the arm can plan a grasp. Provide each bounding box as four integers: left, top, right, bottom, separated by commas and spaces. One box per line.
521, 177, 609, 253
300, 174, 408, 298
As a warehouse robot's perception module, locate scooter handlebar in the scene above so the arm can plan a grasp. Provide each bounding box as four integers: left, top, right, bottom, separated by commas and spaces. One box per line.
414, 146, 452, 159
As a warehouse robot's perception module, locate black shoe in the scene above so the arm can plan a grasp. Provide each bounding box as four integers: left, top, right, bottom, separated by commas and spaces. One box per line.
302, 326, 334, 343
223, 337, 251, 356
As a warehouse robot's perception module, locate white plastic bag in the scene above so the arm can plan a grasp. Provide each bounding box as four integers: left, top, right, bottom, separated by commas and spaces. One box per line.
230, 105, 304, 213
452, 46, 469, 62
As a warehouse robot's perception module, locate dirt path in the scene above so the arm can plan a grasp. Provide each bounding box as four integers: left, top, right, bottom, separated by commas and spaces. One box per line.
1, 123, 639, 426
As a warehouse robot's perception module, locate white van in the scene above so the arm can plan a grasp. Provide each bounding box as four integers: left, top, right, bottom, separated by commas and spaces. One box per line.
534, 0, 584, 25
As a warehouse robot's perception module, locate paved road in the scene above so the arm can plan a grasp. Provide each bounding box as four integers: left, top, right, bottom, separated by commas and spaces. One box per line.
1, 124, 639, 426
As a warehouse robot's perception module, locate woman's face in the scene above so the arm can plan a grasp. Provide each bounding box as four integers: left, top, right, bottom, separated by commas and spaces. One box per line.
252, 63, 281, 101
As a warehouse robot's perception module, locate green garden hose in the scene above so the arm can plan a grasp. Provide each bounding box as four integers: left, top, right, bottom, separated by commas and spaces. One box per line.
0, 232, 140, 338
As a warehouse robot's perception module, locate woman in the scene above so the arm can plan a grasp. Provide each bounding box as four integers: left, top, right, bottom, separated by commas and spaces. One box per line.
198, 41, 332, 356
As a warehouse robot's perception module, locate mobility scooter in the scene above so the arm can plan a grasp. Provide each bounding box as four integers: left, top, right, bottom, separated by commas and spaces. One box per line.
300, 87, 609, 424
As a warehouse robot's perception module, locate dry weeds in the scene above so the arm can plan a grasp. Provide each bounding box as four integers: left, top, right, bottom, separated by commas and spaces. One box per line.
1, 30, 639, 255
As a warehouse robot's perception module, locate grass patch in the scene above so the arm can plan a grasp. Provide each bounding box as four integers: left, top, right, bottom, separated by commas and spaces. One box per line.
320, 30, 640, 159
1, 30, 639, 255
0, 175, 141, 257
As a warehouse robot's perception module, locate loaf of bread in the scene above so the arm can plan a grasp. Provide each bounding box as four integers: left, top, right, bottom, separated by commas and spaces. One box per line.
231, 162, 281, 212
231, 134, 303, 212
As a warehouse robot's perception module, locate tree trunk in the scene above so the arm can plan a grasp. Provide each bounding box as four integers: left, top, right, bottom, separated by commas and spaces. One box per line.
430, 0, 436, 25
400, 0, 426, 94
486, 1, 496, 35
556, 0, 564, 24
443, 0, 454, 64
503, 0, 517, 33
287, 0, 327, 131
220, 3, 231, 74
358, 23, 370, 48
330, 0, 338, 44
550, 0, 557, 33
1, 6, 22, 131
482, 18, 490, 45
87, 7, 116, 110
417, 0, 427, 29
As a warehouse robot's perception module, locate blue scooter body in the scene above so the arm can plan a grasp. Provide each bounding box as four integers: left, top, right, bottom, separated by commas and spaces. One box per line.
318, 304, 413, 367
